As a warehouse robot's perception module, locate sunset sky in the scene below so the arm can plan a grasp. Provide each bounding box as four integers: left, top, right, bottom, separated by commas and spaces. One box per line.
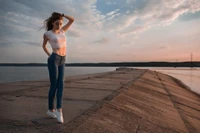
0, 0, 200, 63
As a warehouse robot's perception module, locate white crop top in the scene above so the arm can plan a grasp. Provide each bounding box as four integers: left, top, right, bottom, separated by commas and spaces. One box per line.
44, 29, 66, 48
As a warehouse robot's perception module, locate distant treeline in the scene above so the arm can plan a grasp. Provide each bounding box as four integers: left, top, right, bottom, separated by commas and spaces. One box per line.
0, 62, 199, 67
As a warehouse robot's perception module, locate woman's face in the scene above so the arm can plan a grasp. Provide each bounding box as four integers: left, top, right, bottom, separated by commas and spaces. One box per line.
52, 19, 63, 30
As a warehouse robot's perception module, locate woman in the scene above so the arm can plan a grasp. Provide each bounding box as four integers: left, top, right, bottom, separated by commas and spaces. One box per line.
42, 12, 74, 123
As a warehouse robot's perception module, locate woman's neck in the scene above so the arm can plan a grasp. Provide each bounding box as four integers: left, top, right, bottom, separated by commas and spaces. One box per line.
51, 28, 60, 34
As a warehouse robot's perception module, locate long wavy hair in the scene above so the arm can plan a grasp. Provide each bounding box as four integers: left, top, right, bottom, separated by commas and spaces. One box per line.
44, 12, 63, 31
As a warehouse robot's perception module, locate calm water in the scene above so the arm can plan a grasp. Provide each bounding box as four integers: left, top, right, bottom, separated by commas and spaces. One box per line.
151, 67, 200, 94
0, 67, 116, 83
0, 67, 199, 94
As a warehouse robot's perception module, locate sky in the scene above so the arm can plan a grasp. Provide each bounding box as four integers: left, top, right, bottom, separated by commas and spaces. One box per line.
0, 0, 200, 63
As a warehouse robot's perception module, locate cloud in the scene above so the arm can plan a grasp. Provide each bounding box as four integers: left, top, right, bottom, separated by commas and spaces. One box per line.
93, 37, 110, 44
105, 0, 117, 5
0, 0, 200, 63
96, 0, 200, 37
118, 25, 150, 37
178, 11, 200, 21
0, 0, 100, 46
2, 0, 199, 43
106, 9, 120, 16
158, 46, 169, 50
67, 29, 82, 37
21, 41, 41, 47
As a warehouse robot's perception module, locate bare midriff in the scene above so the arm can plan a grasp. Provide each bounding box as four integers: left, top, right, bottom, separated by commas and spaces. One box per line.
52, 47, 66, 56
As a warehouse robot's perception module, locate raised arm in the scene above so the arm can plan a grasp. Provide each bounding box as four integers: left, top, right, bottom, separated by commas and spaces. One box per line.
61, 14, 74, 32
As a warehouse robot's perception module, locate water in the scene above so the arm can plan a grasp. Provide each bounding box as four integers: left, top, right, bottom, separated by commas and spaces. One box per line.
0, 67, 116, 83
0, 66, 199, 94
151, 67, 200, 94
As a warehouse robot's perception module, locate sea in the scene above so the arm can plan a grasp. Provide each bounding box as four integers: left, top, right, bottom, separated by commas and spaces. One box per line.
0, 66, 199, 94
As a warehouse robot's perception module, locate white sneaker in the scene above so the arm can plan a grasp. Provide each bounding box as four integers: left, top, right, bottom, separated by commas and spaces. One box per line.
55, 110, 64, 123
47, 110, 57, 119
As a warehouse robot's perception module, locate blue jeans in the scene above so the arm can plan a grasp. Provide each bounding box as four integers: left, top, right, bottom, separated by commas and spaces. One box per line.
47, 52, 66, 110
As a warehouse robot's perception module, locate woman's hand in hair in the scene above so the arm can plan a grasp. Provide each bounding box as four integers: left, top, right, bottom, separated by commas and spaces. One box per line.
61, 14, 74, 32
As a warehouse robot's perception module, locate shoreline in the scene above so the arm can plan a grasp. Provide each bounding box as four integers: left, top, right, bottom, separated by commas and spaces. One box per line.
167, 73, 200, 97
0, 61, 200, 67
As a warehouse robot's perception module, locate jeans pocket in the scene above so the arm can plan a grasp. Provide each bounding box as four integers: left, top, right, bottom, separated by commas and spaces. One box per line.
48, 54, 55, 63
55, 56, 60, 65
60, 57, 66, 65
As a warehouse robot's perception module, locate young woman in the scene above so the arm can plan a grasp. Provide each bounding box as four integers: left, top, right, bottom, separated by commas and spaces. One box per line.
42, 12, 74, 123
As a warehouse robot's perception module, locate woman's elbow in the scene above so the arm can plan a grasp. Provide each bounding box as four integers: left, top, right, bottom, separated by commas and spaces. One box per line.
42, 45, 47, 50
70, 18, 74, 22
